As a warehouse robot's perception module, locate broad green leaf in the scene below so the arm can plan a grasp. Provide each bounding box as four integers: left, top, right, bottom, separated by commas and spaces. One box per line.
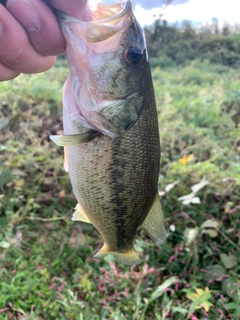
150, 276, 179, 302
12, 169, 27, 177
0, 216, 8, 228
0, 168, 12, 188
225, 302, 239, 309
201, 229, 218, 238
222, 278, 240, 302
203, 265, 225, 282
172, 306, 188, 314
79, 274, 92, 293
0, 240, 11, 248
200, 219, 221, 230
220, 253, 238, 269
187, 287, 213, 314
0, 117, 10, 130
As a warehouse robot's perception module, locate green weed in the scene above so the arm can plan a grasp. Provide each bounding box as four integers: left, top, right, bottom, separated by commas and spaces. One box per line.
0, 59, 239, 319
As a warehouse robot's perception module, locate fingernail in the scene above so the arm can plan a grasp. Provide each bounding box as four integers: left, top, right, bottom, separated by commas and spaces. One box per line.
0, 21, 3, 35
7, 0, 41, 32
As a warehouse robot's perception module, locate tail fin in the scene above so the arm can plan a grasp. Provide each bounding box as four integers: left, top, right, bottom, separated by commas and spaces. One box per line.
94, 243, 140, 265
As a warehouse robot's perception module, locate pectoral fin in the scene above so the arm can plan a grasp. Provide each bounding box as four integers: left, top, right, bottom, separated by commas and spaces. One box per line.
141, 192, 166, 245
50, 130, 99, 146
71, 203, 92, 224
94, 244, 140, 265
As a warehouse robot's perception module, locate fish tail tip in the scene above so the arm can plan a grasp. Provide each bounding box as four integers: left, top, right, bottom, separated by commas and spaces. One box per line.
94, 244, 140, 266
152, 229, 167, 245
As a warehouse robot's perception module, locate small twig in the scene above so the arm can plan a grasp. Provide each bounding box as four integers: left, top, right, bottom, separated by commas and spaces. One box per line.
26, 215, 68, 222
217, 228, 240, 251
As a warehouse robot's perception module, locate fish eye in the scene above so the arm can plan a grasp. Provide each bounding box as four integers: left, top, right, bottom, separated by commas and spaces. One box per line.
124, 45, 143, 66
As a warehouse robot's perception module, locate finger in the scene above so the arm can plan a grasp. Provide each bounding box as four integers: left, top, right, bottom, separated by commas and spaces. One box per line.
50, 0, 92, 20
0, 5, 56, 74
0, 62, 20, 81
6, 0, 66, 56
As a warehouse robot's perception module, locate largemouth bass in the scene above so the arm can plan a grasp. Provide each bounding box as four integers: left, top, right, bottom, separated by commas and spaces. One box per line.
50, 0, 166, 265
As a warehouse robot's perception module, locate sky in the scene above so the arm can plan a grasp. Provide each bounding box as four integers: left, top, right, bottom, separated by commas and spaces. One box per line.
134, 0, 240, 26
89, 0, 240, 26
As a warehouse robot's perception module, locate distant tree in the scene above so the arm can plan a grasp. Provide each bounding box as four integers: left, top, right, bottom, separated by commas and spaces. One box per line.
144, 19, 240, 68
212, 17, 219, 34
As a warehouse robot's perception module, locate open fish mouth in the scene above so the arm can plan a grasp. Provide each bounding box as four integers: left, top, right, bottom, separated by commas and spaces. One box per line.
90, 0, 132, 20
57, 0, 132, 31
57, 0, 133, 51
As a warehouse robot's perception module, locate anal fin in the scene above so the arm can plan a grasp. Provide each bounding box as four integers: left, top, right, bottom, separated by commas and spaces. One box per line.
141, 192, 166, 245
94, 243, 140, 265
71, 203, 92, 224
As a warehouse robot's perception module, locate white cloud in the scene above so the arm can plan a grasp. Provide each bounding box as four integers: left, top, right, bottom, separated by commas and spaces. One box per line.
88, 0, 240, 26
164, 0, 240, 23
134, 4, 164, 26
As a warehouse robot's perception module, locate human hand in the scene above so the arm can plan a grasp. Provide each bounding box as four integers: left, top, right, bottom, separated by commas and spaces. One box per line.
0, 0, 89, 81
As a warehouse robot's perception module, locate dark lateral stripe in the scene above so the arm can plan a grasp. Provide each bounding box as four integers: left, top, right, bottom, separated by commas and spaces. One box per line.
108, 137, 129, 250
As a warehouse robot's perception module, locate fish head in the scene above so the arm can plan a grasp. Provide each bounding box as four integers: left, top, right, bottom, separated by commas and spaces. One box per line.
59, 0, 150, 137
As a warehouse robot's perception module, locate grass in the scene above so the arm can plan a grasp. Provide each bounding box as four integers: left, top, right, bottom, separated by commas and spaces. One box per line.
0, 58, 239, 319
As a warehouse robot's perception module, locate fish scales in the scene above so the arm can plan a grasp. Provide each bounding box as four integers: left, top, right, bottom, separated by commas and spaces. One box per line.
64, 79, 159, 252
50, 0, 166, 265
